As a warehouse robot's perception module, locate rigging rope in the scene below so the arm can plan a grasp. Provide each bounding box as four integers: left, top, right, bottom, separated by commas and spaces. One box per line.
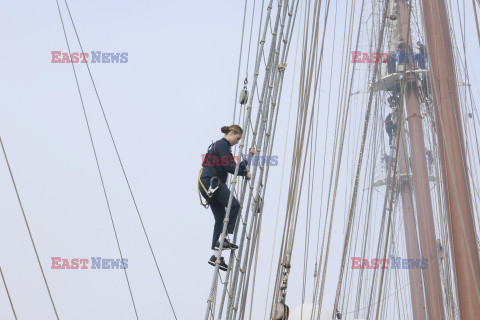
204, 1, 278, 318
56, 1, 179, 317
261, 3, 303, 319
226, 3, 293, 319
0, 138, 59, 319
232, 0, 251, 124
1, 261, 18, 319
203, 1, 300, 319
269, 0, 335, 317
331, 0, 390, 316
55, 1, 141, 318
315, 0, 363, 311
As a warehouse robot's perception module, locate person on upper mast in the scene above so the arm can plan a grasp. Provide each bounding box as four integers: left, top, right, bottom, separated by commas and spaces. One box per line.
385, 109, 398, 149
386, 52, 397, 74
417, 41, 427, 69
198, 124, 255, 271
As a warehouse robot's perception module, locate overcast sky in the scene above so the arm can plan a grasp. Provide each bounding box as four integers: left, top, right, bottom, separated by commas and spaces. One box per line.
1, 1, 480, 320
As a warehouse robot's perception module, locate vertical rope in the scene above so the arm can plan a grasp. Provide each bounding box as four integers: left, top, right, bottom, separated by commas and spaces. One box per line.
225, 2, 286, 319
204, 1, 277, 319
331, 0, 390, 316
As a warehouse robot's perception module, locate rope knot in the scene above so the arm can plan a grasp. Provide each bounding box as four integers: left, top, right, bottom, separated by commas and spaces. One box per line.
278, 63, 287, 71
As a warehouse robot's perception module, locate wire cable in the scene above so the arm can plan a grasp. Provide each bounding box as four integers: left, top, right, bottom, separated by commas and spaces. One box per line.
0, 263, 18, 319
59, 1, 178, 317
54, 2, 139, 318
0, 138, 59, 319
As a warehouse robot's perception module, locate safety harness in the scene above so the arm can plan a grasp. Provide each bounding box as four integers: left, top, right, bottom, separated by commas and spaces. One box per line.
198, 141, 222, 209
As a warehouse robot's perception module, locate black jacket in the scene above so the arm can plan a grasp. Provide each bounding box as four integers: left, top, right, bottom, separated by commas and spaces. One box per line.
385, 114, 393, 128
200, 137, 249, 184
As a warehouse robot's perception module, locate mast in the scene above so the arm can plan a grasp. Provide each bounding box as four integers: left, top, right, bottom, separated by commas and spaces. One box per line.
421, 0, 480, 318
383, 2, 427, 319
397, 135, 427, 320
396, 0, 446, 319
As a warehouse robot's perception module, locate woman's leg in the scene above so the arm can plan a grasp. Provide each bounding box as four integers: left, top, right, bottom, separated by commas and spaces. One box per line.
214, 184, 239, 235
206, 183, 241, 249
209, 201, 225, 250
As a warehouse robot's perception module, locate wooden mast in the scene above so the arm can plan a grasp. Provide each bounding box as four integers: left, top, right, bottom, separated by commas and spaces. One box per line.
383, 2, 428, 319
421, 0, 480, 318
396, 134, 428, 320
396, 0, 446, 319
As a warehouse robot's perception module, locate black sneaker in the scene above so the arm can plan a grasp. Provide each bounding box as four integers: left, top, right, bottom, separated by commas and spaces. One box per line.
215, 238, 238, 250
208, 255, 228, 271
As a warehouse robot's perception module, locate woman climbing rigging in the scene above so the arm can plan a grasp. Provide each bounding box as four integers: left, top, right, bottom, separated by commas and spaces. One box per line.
198, 124, 255, 271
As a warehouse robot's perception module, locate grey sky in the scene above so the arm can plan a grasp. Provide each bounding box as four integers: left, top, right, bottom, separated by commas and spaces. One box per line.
1, 0, 480, 319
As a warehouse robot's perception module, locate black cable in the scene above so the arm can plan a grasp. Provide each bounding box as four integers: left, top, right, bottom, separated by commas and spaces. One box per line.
54, 1, 139, 318
0, 266, 18, 320
0, 138, 59, 319
60, 1, 178, 318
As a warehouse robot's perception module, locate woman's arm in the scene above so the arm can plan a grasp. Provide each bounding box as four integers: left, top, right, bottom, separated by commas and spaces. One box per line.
214, 140, 249, 176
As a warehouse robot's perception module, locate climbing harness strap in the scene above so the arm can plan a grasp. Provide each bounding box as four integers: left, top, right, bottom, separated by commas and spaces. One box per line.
198, 141, 223, 209
198, 168, 210, 209
198, 168, 222, 209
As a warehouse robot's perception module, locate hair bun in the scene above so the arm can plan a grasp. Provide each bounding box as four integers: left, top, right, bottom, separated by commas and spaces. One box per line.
221, 126, 230, 133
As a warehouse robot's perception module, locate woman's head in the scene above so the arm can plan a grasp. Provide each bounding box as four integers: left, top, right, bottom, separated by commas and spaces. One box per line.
221, 125, 243, 146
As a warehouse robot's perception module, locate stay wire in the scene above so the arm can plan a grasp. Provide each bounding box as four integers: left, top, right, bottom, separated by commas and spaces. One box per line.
233, 0, 250, 124
246, 0, 259, 77
0, 137, 59, 320
54, 1, 139, 318
206, 1, 280, 318
262, 2, 303, 318
60, 1, 178, 317
316, 0, 363, 310
331, 0, 390, 315
270, 0, 325, 313
300, 0, 333, 311
228, 3, 293, 318
0, 266, 17, 320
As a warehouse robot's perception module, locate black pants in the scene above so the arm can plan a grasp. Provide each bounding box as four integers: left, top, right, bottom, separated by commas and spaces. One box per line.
386, 124, 397, 146
199, 180, 240, 249
387, 57, 396, 74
